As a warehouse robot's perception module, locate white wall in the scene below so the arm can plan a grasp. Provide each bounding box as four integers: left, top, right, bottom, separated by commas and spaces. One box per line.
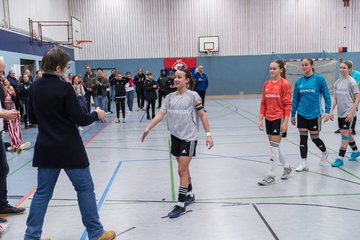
70, 0, 360, 60
5, 0, 70, 41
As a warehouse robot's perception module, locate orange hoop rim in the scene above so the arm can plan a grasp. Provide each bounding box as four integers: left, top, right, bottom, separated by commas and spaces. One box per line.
75, 40, 93, 45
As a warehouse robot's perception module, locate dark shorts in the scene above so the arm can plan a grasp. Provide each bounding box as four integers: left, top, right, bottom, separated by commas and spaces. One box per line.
171, 135, 197, 157
265, 118, 287, 137
338, 117, 352, 130
297, 114, 321, 131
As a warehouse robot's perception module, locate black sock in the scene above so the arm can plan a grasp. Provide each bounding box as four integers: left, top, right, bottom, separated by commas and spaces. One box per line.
177, 186, 187, 207
188, 177, 192, 193
349, 141, 358, 151
339, 147, 346, 158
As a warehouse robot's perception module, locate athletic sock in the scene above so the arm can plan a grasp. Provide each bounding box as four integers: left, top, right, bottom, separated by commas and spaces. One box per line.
349, 141, 358, 151
177, 186, 187, 207
187, 177, 193, 197
338, 147, 346, 160
268, 141, 279, 176
278, 145, 290, 168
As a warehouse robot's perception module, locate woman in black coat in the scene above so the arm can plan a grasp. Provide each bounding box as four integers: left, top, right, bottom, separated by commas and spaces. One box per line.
24, 48, 115, 240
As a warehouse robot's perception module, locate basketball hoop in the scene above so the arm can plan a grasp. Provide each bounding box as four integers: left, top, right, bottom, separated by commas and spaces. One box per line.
75, 40, 93, 46
205, 48, 214, 56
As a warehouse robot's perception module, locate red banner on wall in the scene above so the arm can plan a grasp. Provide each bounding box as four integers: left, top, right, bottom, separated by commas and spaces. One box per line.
164, 58, 197, 70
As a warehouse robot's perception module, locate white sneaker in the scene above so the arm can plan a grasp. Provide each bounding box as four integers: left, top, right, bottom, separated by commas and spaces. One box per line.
296, 162, 309, 172
258, 176, 275, 186
319, 151, 328, 166
20, 142, 31, 150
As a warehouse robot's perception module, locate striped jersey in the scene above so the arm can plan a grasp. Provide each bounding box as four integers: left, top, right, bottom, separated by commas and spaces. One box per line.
291, 73, 331, 119
260, 78, 292, 121
160, 89, 203, 141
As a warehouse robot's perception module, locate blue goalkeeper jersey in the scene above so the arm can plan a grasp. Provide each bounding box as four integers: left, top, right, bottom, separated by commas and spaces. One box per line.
291, 73, 331, 119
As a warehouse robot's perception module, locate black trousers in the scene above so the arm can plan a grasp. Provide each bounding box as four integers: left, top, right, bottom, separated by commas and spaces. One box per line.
147, 100, 156, 118
85, 92, 92, 113
115, 98, 126, 119
0, 137, 9, 207
107, 91, 112, 112
196, 90, 206, 106
158, 90, 167, 108
136, 88, 145, 109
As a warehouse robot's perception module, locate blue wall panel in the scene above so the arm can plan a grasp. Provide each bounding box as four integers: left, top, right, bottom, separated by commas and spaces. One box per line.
77, 52, 360, 95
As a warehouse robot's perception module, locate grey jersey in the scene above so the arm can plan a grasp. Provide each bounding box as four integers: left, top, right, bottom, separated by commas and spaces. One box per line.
334, 76, 359, 117
160, 90, 203, 141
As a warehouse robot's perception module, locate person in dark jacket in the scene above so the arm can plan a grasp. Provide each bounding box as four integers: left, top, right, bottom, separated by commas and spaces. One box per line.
83, 65, 95, 112
91, 68, 109, 116
194, 65, 209, 110
167, 70, 177, 95
7, 70, 20, 113
144, 72, 158, 119
0, 59, 25, 226
114, 72, 129, 123
24, 48, 115, 240
134, 68, 145, 111
157, 69, 169, 108
18, 74, 31, 128
108, 68, 116, 113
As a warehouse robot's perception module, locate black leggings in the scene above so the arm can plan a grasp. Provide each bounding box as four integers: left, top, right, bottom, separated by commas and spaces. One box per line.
136, 88, 145, 109
147, 100, 156, 118
158, 90, 167, 108
115, 98, 126, 119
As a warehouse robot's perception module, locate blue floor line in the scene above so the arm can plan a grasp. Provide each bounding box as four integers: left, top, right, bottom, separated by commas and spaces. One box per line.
80, 160, 123, 240
139, 112, 146, 122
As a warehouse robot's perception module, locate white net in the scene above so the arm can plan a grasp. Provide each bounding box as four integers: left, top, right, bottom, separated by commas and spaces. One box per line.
285, 58, 341, 95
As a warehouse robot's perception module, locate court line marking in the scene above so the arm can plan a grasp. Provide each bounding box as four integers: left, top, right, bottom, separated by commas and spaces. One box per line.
80, 160, 123, 240
45, 192, 360, 204
223, 202, 360, 213
168, 140, 176, 201
252, 203, 279, 240
0, 187, 36, 219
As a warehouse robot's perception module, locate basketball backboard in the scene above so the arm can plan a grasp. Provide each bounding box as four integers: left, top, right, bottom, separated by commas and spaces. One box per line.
71, 16, 82, 49
199, 36, 219, 53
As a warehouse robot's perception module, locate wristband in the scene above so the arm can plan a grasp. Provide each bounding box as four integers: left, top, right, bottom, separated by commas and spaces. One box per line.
206, 132, 212, 137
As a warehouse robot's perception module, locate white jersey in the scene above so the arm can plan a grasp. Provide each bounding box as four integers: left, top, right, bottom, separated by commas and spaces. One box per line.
160, 89, 203, 141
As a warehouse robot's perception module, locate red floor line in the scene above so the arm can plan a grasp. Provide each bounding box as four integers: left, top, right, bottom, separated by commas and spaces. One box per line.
84, 118, 115, 146
0, 187, 37, 219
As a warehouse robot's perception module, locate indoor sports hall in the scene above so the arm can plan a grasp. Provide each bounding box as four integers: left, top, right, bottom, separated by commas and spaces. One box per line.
1, 0, 360, 240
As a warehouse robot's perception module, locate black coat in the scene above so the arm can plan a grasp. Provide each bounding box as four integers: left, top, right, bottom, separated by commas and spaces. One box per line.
114, 78, 129, 98
144, 79, 158, 101
134, 73, 145, 91
28, 73, 98, 168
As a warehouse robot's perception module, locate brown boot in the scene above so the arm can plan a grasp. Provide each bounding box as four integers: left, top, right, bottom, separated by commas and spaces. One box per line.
97, 230, 116, 240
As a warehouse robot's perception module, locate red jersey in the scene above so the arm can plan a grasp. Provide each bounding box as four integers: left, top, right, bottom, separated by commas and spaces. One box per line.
260, 78, 292, 121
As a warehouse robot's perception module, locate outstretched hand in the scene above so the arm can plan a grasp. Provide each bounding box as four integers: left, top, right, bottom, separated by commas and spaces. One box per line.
141, 129, 150, 142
